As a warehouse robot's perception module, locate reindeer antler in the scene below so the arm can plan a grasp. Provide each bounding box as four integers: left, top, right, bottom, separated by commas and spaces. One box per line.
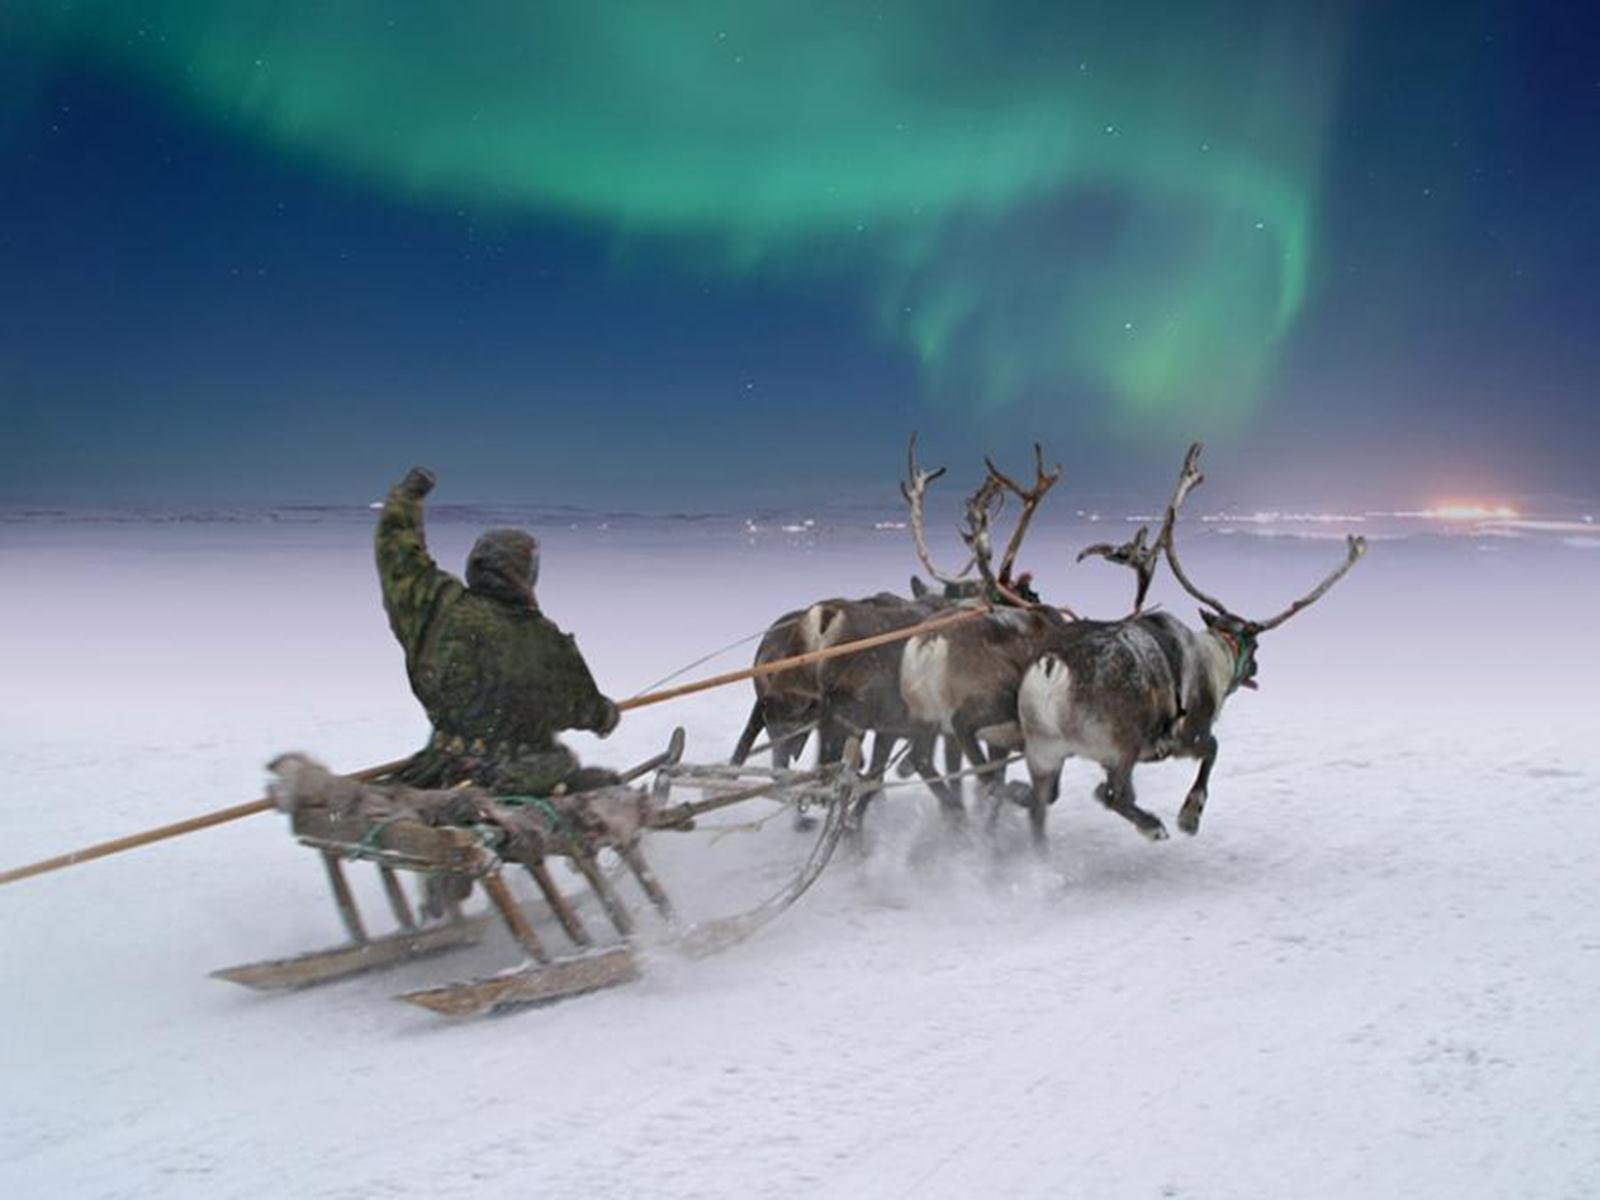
1080, 442, 1207, 614
984, 443, 1062, 585
1077, 525, 1158, 612
1160, 442, 1367, 632
958, 472, 1027, 607
958, 464, 1077, 615
1248, 536, 1368, 631
900, 433, 973, 587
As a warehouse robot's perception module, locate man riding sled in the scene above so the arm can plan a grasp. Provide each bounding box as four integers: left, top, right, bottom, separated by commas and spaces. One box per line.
375, 466, 622, 803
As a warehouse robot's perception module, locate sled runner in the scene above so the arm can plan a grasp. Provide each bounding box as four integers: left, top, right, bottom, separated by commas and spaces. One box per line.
212, 728, 862, 1017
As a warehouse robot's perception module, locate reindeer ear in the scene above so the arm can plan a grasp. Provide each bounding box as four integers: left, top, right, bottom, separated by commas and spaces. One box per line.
910, 575, 929, 598
1199, 609, 1220, 630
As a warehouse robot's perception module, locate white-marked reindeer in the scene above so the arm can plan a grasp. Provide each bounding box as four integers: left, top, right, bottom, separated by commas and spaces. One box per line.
893, 437, 1078, 821
1017, 443, 1367, 846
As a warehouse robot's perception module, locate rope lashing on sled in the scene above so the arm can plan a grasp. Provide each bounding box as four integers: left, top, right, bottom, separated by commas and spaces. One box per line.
496, 794, 571, 836
358, 813, 407, 851
0, 604, 990, 888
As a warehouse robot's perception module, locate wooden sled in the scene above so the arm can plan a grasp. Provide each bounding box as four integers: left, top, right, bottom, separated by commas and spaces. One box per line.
213, 730, 861, 1017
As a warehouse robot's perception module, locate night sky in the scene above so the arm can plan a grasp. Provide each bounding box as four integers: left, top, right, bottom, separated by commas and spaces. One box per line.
2, 2, 1595, 508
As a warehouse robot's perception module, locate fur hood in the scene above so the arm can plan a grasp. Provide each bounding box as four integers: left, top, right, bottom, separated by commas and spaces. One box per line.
465, 528, 539, 610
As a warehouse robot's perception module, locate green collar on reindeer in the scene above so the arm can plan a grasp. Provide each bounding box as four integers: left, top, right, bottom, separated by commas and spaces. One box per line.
1213, 628, 1252, 691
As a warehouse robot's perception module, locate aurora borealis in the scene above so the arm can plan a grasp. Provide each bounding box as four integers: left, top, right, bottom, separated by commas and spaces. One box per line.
2, 1, 1596, 504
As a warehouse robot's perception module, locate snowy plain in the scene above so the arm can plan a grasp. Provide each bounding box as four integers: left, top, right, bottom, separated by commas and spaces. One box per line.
2, 500, 1598, 1199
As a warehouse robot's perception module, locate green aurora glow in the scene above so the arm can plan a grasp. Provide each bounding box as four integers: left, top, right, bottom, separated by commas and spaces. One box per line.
12, 1, 1350, 426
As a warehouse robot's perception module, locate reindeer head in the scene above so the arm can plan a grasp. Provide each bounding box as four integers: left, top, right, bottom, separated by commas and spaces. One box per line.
1198, 609, 1260, 692
1076, 441, 1367, 681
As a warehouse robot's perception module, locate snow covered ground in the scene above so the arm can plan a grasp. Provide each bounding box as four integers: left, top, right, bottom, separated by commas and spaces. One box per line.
2, 504, 1598, 1198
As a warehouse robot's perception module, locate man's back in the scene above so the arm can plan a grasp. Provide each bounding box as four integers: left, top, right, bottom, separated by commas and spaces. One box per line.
407, 587, 610, 749
374, 467, 615, 794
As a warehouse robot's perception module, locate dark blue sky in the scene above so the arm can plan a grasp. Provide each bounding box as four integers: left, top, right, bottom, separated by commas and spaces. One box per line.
1, 2, 1595, 509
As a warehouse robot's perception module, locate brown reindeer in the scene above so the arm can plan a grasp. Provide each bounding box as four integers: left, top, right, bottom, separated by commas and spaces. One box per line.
1016, 443, 1366, 846
808, 590, 973, 820
731, 585, 984, 835
894, 437, 1079, 820
730, 606, 821, 770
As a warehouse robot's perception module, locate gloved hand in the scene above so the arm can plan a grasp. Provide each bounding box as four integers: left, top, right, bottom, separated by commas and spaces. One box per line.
596, 697, 621, 739
398, 466, 437, 499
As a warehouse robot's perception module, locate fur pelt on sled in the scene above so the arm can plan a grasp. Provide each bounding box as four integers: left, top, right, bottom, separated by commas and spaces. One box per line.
266, 752, 650, 857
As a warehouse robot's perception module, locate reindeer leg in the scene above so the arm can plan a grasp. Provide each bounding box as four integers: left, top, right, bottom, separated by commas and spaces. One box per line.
771, 723, 802, 772
730, 698, 764, 765
1095, 764, 1168, 842
1025, 763, 1060, 849
1178, 734, 1218, 836
851, 732, 896, 837
815, 715, 849, 767
943, 736, 965, 807
909, 732, 966, 825
965, 730, 1021, 833
952, 717, 1006, 826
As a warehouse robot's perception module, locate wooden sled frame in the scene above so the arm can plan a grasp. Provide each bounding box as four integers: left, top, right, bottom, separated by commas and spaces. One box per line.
213, 730, 862, 1017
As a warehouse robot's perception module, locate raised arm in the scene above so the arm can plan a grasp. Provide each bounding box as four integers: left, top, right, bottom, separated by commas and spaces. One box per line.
374, 466, 456, 658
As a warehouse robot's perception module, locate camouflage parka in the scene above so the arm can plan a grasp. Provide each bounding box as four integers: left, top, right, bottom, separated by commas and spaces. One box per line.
375, 475, 615, 796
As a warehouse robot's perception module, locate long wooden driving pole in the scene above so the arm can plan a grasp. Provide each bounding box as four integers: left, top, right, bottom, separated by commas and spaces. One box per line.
614, 603, 984, 712
0, 759, 413, 887
0, 604, 989, 888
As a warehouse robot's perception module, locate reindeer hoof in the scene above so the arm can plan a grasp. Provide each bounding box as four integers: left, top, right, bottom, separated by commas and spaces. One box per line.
1178, 793, 1206, 836
1140, 821, 1170, 842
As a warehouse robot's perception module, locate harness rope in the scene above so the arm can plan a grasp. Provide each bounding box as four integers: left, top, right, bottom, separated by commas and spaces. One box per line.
628, 625, 774, 700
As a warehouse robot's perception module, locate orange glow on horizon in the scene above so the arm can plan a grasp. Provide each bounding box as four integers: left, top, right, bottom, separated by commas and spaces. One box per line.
1422, 502, 1519, 521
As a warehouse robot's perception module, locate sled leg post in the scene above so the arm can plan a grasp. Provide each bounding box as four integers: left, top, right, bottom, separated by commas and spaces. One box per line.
378, 867, 417, 931
618, 842, 675, 921
481, 871, 550, 963
572, 853, 636, 937
321, 852, 367, 943
526, 860, 592, 947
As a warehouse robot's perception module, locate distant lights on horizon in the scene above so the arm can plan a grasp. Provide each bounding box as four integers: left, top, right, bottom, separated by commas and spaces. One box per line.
1419, 502, 1519, 521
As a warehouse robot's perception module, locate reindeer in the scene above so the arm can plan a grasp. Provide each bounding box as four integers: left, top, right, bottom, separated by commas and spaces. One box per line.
808, 589, 974, 821
730, 606, 822, 770
1016, 443, 1366, 846
894, 437, 1079, 819
732, 591, 935, 767
731, 584, 982, 832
